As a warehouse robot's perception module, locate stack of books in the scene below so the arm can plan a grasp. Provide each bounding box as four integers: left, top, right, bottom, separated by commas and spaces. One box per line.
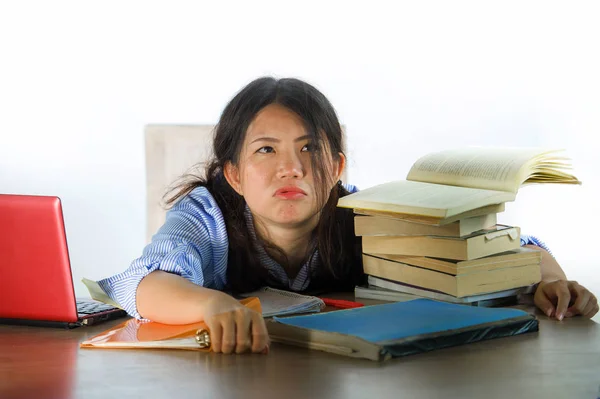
338, 147, 581, 306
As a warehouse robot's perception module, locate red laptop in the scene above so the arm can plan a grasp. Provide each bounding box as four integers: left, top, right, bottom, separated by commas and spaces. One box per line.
0, 194, 127, 328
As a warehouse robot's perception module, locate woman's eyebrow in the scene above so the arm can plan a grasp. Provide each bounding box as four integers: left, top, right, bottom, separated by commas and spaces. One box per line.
294, 135, 311, 142
249, 135, 311, 145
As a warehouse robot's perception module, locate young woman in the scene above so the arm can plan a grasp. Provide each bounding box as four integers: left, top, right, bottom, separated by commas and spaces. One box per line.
98, 77, 598, 354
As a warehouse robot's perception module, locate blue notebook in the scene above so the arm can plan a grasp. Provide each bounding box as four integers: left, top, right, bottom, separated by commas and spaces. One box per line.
267, 298, 538, 361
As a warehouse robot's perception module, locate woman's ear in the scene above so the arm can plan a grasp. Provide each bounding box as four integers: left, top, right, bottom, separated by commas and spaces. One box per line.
224, 161, 243, 196
335, 152, 346, 182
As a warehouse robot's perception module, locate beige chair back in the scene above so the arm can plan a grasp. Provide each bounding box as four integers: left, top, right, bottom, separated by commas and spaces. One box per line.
145, 124, 214, 244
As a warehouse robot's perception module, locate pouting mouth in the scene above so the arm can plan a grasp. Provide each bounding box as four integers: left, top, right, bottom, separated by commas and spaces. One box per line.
275, 186, 307, 196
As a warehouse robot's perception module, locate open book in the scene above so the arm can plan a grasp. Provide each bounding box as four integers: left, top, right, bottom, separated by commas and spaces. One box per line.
337, 147, 580, 221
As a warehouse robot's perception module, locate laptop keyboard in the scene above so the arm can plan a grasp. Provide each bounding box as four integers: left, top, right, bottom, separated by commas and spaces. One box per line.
76, 300, 118, 315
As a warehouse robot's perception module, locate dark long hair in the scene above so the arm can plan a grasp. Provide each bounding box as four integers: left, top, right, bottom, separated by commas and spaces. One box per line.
164, 77, 364, 293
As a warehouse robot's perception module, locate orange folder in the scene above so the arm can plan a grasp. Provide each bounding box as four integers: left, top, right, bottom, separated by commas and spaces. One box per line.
80, 297, 262, 352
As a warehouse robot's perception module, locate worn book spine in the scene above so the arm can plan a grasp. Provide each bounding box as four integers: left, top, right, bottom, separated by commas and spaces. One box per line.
367, 248, 542, 275
361, 226, 521, 261
354, 213, 497, 237
353, 203, 506, 226
363, 275, 536, 303
362, 254, 541, 297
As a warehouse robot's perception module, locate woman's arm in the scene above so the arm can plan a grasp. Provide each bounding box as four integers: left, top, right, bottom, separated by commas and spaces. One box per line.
524, 244, 566, 282
98, 188, 230, 319
98, 188, 268, 353
137, 270, 269, 354
136, 270, 233, 324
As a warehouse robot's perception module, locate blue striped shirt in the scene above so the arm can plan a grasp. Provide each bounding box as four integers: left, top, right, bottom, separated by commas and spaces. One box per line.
98, 185, 551, 320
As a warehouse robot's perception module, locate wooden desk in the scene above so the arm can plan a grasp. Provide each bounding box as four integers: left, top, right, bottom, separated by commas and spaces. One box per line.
1, 302, 599, 399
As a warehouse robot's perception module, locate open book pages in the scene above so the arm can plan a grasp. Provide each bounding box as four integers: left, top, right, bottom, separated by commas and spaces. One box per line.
338, 147, 580, 219
407, 147, 581, 193
239, 287, 325, 317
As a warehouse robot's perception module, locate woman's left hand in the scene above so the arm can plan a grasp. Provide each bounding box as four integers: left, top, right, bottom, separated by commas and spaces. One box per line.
534, 280, 599, 320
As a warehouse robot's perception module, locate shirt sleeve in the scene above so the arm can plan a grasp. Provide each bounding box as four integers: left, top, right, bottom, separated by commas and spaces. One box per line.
343, 183, 359, 194
97, 187, 229, 319
520, 234, 553, 257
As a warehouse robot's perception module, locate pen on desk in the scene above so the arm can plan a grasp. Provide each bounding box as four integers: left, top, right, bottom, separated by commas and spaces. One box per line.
320, 298, 364, 309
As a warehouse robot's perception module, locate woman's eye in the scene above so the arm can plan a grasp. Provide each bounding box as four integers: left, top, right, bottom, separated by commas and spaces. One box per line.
257, 146, 274, 154
301, 143, 316, 152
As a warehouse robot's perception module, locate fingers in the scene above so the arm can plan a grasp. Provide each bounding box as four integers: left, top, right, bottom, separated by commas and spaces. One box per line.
536, 280, 599, 320
207, 320, 223, 353
251, 312, 270, 353
207, 309, 269, 354
235, 310, 252, 354
206, 313, 236, 354
220, 317, 236, 354
566, 282, 590, 317
582, 295, 598, 318
552, 281, 571, 321
534, 285, 556, 317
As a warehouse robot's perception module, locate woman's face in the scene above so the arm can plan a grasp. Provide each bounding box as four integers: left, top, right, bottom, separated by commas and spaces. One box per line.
225, 104, 345, 230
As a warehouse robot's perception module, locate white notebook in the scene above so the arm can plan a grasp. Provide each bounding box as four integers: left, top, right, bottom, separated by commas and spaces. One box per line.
239, 287, 325, 317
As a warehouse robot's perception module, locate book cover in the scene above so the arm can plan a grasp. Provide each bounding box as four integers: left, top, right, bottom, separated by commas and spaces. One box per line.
338, 180, 515, 219
267, 299, 539, 361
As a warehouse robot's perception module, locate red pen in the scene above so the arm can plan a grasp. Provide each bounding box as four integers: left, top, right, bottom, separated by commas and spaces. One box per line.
320, 298, 364, 309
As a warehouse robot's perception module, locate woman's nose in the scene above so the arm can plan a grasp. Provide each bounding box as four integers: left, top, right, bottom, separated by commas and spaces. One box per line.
276, 152, 305, 179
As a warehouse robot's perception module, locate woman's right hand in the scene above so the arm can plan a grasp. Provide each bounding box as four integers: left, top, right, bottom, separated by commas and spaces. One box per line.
203, 293, 270, 354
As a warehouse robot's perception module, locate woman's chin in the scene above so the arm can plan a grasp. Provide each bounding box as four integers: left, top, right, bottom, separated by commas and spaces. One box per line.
272, 208, 317, 227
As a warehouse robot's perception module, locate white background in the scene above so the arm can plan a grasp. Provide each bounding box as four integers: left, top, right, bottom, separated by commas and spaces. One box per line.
1, 1, 598, 303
